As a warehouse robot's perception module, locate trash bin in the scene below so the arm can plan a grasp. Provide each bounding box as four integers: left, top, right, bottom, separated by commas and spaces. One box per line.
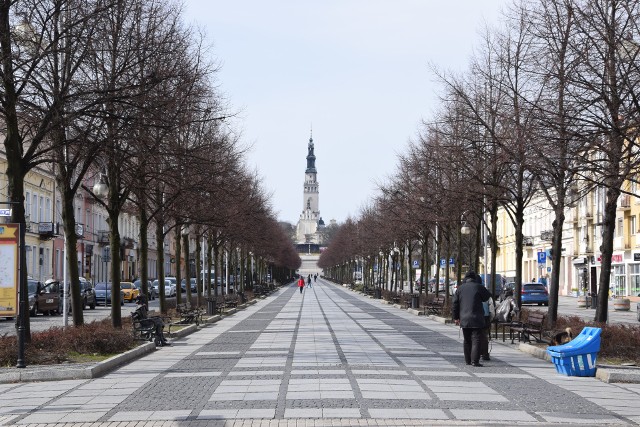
206, 297, 216, 315
411, 294, 419, 309
547, 327, 601, 377
374, 288, 382, 299
590, 293, 598, 309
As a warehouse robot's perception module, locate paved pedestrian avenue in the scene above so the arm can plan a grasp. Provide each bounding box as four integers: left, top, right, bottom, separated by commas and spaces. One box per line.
1, 280, 639, 426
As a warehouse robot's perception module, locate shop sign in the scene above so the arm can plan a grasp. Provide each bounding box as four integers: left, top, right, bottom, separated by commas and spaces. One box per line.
0, 224, 19, 318
597, 254, 624, 263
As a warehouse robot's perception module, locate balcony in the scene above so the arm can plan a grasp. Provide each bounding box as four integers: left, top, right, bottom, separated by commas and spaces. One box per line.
540, 230, 553, 241
97, 230, 110, 244
523, 236, 534, 246
620, 195, 631, 209
37, 222, 58, 240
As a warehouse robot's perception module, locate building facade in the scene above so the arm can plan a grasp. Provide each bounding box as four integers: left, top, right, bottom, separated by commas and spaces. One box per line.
492, 182, 640, 298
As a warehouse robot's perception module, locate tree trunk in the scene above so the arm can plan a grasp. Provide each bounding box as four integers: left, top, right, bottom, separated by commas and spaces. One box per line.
195, 233, 202, 307
183, 232, 191, 305
155, 216, 166, 313
138, 205, 149, 301
596, 186, 621, 322
107, 209, 122, 328
59, 182, 83, 325
548, 205, 565, 327
175, 227, 182, 306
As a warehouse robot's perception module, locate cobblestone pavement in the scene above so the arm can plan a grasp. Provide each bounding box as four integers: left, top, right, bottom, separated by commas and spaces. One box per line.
1, 279, 639, 427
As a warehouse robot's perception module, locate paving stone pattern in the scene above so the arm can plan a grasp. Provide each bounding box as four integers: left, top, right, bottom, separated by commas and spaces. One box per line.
1, 279, 639, 426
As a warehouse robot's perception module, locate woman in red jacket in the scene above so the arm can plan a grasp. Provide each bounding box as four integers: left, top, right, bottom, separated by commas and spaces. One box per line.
298, 277, 305, 293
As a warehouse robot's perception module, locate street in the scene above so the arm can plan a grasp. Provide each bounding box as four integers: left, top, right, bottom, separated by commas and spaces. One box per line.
1, 278, 639, 426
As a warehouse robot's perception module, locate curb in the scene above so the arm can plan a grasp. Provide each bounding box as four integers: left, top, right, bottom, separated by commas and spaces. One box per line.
0, 342, 156, 384
0, 295, 269, 385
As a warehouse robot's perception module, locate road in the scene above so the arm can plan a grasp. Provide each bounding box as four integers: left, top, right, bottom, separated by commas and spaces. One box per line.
1, 278, 639, 426
0, 299, 155, 336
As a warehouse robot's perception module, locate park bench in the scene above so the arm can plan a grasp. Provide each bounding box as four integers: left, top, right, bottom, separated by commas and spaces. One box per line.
175, 303, 204, 326
224, 295, 239, 309
423, 295, 446, 316
509, 311, 548, 344
130, 309, 166, 346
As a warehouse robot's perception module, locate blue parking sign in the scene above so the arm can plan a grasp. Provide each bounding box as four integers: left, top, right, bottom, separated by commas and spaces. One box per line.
412, 260, 419, 268
537, 251, 547, 264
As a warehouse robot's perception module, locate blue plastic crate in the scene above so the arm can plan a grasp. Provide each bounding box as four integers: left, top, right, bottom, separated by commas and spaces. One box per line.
549, 352, 598, 377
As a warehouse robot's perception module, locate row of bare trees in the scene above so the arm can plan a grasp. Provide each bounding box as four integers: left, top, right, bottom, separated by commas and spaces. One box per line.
319, 0, 640, 325
0, 0, 300, 337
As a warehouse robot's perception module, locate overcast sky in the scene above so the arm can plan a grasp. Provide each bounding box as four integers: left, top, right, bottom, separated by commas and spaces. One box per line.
182, 1, 509, 225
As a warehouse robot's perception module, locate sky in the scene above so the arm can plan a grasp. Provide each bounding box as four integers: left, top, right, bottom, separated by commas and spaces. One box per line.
182, 1, 509, 225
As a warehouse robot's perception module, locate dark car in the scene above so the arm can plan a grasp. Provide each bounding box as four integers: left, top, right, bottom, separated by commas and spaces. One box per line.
79, 279, 97, 309
28, 278, 62, 316
133, 279, 156, 300
181, 278, 197, 293
94, 282, 125, 306
521, 282, 549, 306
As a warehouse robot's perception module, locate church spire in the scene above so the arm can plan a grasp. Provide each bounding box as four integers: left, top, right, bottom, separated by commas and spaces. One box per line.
306, 131, 316, 173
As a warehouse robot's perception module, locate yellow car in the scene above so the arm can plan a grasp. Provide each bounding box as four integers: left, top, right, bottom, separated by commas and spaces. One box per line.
120, 282, 140, 303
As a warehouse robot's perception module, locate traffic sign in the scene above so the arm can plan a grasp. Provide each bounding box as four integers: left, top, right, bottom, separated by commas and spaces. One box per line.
0, 208, 11, 217
412, 260, 419, 268
537, 251, 547, 264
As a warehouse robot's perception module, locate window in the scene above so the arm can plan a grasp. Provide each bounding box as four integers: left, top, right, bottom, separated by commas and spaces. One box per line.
39, 196, 43, 222
630, 264, 640, 296
45, 248, 50, 276
631, 215, 637, 235
32, 194, 37, 220
617, 218, 624, 237
45, 198, 51, 222
25, 191, 31, 218
611, 264, 627, 296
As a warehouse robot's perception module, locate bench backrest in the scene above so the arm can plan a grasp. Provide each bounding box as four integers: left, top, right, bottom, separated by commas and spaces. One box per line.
527, 312, 545, 325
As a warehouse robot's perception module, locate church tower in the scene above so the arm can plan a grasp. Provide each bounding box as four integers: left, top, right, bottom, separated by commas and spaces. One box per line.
296, 132, 324, 244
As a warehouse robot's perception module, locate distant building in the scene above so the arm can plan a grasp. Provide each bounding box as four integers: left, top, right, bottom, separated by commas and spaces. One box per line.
295, 133, 325, 250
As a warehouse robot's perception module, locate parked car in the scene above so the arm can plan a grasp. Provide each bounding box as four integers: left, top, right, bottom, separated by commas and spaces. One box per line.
94, 283, 125, 306
152, 279, 176, 297
521, 282, 549, 306
79, 278, 97, 309
119, 281, 140, 303
133, 279, 156, 300
181, 278, 197, 293
28, 278, 62, 316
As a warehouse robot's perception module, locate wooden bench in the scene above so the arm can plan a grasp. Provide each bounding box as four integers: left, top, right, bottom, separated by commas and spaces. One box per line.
509, 312, 548, 344
424, 295, 446, 316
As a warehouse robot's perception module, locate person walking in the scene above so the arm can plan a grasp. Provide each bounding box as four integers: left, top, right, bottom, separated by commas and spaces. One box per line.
298, 276, 305, 294
307, 274, 312, 288
452, 271, 491, 367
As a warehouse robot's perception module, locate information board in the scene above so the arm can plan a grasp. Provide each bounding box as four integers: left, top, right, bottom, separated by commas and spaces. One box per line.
0, 224, 19, 317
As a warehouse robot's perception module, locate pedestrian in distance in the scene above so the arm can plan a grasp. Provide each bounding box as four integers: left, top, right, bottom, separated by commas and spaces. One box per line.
452, 270, 491, 367
307, 274, 312, 288
298, 276, 305, 293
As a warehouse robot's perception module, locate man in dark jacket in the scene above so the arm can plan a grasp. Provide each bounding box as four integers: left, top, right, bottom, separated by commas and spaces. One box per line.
452, 271, 492, 367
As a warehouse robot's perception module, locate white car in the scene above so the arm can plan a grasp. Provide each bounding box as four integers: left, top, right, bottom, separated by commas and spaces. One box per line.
152, 279, 176, 297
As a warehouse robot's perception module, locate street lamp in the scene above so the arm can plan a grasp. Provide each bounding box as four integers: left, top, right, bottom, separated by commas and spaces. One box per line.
92, 172, 108, 198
